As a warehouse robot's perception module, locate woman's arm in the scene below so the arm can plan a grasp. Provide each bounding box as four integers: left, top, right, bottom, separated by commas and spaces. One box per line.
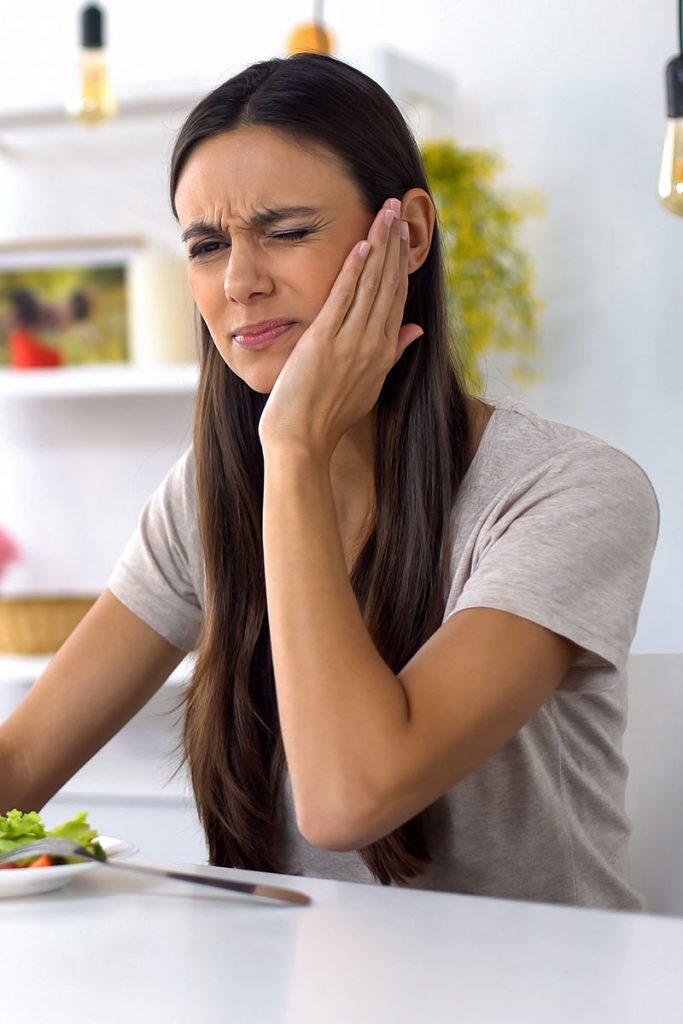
0, 588, 185, 814
263, 449, 578, 853
257, 201, 577, 851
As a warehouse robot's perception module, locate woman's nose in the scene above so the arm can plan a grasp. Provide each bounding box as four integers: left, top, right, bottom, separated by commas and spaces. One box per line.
223, 238, 273, 304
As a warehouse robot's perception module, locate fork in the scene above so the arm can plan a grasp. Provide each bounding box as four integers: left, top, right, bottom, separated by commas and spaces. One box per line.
0, 838, 311, 906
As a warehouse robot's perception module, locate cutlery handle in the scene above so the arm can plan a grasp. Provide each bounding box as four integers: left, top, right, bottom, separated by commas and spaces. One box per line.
102, 857, 311, 906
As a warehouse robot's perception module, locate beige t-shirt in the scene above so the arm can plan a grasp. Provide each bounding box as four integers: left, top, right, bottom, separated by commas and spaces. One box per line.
108, 397, 660, 909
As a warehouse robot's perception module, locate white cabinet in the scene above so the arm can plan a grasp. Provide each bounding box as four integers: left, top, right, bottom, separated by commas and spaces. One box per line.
0, 383, 196, 597
0, 363, 198, 399
1, 657, 208, 862
0, 82, 210, 859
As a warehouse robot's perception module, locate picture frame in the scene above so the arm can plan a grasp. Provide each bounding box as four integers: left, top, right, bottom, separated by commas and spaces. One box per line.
0, 236, 143, 369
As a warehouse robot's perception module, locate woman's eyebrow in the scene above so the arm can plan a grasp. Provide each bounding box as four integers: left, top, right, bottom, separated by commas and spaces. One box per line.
181, 206, 320, 243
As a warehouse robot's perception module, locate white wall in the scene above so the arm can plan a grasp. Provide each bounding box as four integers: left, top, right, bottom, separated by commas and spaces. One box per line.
0, 1, 680, 650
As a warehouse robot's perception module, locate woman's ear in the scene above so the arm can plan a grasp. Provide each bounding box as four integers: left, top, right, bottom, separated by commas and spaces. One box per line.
399, 188, 436, 273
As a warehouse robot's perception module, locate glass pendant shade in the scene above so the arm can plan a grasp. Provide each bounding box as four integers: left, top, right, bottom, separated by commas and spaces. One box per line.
659, 55, 683, 216
67, 4, 117, 124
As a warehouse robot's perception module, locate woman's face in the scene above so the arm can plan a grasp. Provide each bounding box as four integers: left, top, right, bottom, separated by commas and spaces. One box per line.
174, 125, 376, 394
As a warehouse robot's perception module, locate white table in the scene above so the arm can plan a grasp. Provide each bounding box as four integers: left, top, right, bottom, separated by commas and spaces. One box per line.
3, 859, 683, 1023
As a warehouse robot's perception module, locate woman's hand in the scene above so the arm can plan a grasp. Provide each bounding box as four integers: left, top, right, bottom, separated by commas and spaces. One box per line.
257, 197, 424, 463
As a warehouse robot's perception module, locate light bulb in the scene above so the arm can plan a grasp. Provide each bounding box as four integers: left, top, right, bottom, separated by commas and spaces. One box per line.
286, 22, 336, 55
67, 4, 117, 124
658, 55, 683, 216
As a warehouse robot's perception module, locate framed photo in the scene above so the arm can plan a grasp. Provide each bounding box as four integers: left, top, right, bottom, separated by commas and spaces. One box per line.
0, 237, 142, 369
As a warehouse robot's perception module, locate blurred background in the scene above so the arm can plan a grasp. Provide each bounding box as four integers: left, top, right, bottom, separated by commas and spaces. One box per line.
0, 0, 680, 656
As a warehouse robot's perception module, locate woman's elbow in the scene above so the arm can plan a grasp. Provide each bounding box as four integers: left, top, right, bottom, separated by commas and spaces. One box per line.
295, 794, 385, 852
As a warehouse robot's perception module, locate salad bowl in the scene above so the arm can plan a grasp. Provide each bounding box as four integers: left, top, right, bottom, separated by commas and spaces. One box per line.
0, 835, 137, 898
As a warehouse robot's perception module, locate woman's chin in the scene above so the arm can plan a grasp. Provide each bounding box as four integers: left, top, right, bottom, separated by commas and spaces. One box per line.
227, 349, 292, 395
235, 363, 284, 395
246, 379, 276, 396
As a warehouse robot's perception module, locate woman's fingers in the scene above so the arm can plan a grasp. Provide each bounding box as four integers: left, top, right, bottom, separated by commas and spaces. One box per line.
342, 202, 402, 341
311, 198, 417, 360
378, 215, 410, 347
311, 238, 372, 338
357, 202, 420, 366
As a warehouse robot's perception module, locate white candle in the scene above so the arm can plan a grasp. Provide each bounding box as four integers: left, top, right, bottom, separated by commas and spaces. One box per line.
127, 247, 196, 366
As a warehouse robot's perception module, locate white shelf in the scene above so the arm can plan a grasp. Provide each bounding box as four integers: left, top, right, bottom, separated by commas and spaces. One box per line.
0, 653, 195, 689
0, 52, 457, 143
0, 362, 199, 398
0, 80, 212, 133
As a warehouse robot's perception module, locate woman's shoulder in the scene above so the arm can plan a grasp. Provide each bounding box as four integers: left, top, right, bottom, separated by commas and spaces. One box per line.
481, 396, 626, 454
139, 445, 199, 536
159, 445, 197, 500
467, 397, 658, 506
448, 398, 660, 675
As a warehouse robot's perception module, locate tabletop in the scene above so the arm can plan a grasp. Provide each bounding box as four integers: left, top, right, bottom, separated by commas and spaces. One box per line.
2, 856, 683, 1023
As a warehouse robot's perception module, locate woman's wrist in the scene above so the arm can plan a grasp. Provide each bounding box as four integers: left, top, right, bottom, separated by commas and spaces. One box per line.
261, 437, 332, 479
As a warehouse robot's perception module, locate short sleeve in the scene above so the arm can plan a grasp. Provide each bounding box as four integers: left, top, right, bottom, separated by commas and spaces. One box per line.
446, 442, 660, 676
107, 448, 203, 652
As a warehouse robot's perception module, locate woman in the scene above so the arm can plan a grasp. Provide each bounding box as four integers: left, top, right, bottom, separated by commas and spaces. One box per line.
0, 53, 659, 909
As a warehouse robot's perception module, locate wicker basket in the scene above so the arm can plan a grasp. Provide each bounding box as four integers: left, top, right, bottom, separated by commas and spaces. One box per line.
0, 596, 97, 655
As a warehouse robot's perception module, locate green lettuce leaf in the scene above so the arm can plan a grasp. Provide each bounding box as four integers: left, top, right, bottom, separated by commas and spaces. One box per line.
0, 809, 46, 853
0, 809, 106, 861
47, 812, 106, 861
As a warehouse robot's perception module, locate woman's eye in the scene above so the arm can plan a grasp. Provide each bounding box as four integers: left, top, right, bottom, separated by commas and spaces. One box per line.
188, 240, 226, 259
188, 229, 311, 260
268, 229, 311, 242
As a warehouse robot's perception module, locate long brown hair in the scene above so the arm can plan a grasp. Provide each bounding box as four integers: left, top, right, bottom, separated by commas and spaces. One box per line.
169, 53, 471, 884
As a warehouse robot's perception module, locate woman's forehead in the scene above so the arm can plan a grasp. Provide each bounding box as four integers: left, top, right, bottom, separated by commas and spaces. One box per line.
175, 125, 357, 223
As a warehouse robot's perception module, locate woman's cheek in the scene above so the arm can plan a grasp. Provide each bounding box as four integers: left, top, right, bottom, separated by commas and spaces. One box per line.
188, 277, 219, 326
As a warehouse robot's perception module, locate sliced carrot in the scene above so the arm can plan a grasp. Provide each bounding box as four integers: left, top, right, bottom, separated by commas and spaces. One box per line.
26, 855, 53, 869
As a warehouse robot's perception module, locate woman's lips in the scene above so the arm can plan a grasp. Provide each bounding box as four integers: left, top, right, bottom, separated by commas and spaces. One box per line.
233, 322, 298, 350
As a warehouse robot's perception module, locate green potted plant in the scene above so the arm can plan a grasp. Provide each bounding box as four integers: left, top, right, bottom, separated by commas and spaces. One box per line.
421, 140, 544, 393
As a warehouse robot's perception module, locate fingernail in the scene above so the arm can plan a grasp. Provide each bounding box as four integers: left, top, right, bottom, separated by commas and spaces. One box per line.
384, 208, 397, 226
400, 221, 409, 241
